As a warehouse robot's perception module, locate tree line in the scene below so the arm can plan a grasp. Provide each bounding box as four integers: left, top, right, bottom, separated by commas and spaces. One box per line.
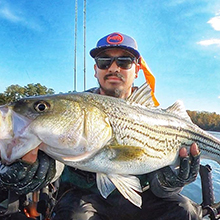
0, 83, 220, 132
187, 110, 220, 132
0, 83, 54, 105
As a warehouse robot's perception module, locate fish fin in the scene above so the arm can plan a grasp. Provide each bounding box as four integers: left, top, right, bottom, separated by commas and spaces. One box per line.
96, 173, 116, 198
108, 174, 143, 208
96, 173, 142, 207
127, 83, 157, 108
166, 100, 192, 122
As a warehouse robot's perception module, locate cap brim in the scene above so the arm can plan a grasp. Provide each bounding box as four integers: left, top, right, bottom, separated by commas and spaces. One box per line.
90, 45, 140, 59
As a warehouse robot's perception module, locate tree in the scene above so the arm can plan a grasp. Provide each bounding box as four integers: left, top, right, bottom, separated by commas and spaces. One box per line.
24, 83, 54, 97
187, 110, 220, 132
0, 93, 6, 105
4, 84, 25, 103
0, 83, 55, 105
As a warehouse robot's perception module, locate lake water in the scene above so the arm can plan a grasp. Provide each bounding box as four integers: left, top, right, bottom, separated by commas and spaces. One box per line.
181, 131, 220, 204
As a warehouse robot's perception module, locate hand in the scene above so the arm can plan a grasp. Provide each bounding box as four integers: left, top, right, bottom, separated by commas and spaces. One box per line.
0, 151, 56, 195
157, 143, 200, 188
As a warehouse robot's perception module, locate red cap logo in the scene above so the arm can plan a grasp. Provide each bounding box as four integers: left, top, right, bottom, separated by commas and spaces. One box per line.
107, 33, 124, 45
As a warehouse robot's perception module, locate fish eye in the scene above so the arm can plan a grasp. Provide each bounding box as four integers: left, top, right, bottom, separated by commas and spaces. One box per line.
34, 101, 50, 112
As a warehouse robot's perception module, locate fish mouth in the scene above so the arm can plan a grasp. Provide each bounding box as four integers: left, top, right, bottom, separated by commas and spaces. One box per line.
0, 106, 40, 164
0, 106, 32, 138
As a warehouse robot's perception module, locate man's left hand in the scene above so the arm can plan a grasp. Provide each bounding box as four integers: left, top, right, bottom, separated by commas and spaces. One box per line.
157, 143, 200, 188
149, 143, 200, 198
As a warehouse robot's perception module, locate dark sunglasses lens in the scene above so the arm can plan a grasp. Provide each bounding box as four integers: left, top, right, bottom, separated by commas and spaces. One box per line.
117, 57, 133, 69
96, 58, 112, 69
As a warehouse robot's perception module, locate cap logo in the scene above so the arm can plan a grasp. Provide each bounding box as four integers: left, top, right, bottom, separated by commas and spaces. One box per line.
107, 33, 124, 45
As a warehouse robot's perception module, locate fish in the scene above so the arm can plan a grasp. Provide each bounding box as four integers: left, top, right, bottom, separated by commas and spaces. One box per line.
0, 83, 220, 207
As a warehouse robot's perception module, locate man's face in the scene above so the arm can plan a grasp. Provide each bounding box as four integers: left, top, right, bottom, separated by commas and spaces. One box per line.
94, 48, 139, 99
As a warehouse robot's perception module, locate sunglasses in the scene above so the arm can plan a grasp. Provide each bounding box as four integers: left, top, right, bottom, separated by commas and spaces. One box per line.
95, 56, 137, 70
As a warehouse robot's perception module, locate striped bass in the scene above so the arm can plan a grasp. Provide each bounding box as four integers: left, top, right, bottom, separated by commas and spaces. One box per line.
0, 83, 220, 207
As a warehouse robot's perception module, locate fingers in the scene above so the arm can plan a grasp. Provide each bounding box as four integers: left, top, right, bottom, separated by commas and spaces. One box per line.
154, 143, 201, 190
179, 147, 188, 157
179, 143, 199, 157
190, 143, 200, 156
178, 157, 190, 180
189, 144, 201, 179
0, 160, 38, 183
178, 143, 200, 182
44, 156, 56, 185
35, 151, 50, 179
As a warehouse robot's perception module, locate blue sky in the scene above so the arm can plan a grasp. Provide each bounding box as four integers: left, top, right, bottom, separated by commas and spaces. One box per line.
0, 0, 220, 113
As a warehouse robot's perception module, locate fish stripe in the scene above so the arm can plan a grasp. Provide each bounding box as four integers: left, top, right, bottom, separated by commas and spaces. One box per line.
108, 113, 220, 160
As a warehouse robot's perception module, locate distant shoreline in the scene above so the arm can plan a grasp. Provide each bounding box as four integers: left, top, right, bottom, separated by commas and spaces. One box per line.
187, 110, 220, 132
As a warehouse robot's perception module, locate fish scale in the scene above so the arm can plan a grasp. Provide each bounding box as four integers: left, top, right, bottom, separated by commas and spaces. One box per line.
119, 114, 219, 159
102, 101, 220, 160
103, 108, 182, 158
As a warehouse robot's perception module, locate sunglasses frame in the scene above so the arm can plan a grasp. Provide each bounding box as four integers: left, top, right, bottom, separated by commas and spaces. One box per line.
95, 56, 137, 70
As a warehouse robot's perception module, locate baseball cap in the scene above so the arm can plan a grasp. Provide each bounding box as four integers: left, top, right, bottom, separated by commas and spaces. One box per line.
90, 32, 140, 59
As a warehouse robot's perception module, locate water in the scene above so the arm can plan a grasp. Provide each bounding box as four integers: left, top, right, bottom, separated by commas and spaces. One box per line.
181, 131, 220, 204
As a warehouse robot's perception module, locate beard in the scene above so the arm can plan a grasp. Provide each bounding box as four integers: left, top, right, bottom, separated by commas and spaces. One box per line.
97, 72, 126, 98
99, 86, 122, 98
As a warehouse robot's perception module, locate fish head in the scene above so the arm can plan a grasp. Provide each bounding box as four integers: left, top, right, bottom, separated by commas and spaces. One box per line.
0, 103, 33, 163
0, 93, 112, 164
0, 96, 57, 163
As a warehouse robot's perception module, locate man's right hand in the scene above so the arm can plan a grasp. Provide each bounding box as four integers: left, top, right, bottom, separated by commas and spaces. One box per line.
0, 151, 56, 195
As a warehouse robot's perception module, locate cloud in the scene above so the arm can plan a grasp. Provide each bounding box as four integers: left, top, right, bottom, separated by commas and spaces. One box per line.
197, 11, 220, 47
197, 39, 220, 46
0, 6, 22, 23
208, 15, 220, 31
0, 3, 42, 31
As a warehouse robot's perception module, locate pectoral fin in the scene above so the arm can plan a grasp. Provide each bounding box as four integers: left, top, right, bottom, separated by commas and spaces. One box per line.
96, 173, 143, 208
96, 173, 116, 198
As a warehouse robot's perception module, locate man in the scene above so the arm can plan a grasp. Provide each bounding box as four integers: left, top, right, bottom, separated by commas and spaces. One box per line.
0, 32, 202, 220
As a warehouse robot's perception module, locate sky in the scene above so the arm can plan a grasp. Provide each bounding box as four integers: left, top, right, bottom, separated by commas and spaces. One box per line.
0, 0, 220, 113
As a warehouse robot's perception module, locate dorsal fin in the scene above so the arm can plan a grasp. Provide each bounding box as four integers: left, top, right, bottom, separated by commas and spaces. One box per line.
165, 100, 192, 122
127, 83, 156, 108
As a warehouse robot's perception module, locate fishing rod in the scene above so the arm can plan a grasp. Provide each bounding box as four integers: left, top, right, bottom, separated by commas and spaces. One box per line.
73, 0, 87, 92
73, 0, 77, 92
